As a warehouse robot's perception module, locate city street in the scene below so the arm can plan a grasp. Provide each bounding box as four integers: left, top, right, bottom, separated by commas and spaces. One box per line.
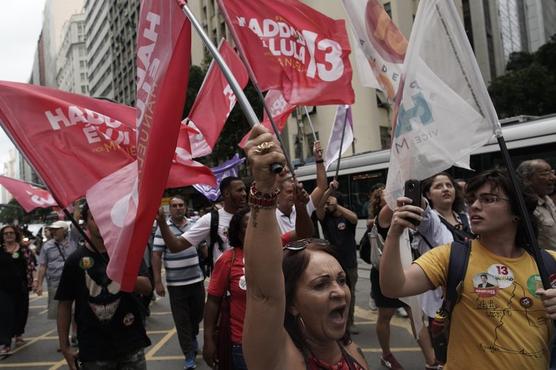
0, 262, 425, 370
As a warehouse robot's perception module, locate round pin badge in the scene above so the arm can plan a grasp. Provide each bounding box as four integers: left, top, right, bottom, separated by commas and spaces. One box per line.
487, 264, 514, 289
337, 222, 346, 231
12, 252, 19, 259
79, 257, 94, 270
519, 297, 533, 309
239, 275, 247, 291
123, 313, 135, 326
527, 274, 543, 297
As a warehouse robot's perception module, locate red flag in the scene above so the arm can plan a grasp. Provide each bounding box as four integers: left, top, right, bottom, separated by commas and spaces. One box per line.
0, 81, 136, 207
239, 89, 295, 148
219, 0, 354, 105
167, 121, 216, 189
0, 175, 57, 212
87, 0, 213, 292
186, 39, 248, 158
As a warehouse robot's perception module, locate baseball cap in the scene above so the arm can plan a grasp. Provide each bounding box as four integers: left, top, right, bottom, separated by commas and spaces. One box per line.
49, 221, 69, 230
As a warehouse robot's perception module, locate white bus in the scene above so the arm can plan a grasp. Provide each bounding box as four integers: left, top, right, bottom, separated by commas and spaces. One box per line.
294, 114, 556, 237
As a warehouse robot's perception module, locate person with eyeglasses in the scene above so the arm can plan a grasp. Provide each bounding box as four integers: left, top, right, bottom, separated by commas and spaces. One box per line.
240, 125, 368, 370
517, 159, 556, 251
0, 225, 35, 355
380, 169, 556, 369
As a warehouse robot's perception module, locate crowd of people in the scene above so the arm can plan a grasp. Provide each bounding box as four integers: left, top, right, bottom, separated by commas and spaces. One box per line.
1, 126, 556, 370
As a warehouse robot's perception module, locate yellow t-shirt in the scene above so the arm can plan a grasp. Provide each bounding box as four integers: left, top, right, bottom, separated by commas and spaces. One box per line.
415, 240, 555, 370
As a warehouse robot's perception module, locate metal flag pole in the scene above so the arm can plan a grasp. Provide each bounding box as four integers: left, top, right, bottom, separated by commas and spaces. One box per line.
334, 107, 349, 180
179, 2, 284, 174
495, 131, 551, 289
303, 106, 318, 142
214, 0, 297, 178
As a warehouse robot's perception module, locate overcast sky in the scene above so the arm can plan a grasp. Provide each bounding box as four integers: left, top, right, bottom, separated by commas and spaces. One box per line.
0, 1, 47, 174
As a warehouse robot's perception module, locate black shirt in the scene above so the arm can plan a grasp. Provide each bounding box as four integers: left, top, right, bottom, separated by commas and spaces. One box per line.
55, 246, 151, 362
0, 246, 27, 295
320, 213, 358, 269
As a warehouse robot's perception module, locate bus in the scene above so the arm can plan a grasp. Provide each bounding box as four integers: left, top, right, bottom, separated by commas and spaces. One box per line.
294, 114, 556, 237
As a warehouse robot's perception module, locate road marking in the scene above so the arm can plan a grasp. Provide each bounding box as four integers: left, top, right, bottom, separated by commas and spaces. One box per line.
149, 311, 172, 316
145, 328, 176, 359
49, 358, 68, 370
29, 305, 47, 309
0, 361, 58, 368
11, 329, 56, 355
362, 347, 421, 353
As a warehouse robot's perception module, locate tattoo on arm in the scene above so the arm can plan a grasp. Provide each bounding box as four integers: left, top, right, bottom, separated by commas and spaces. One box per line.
251, 208, 259, 228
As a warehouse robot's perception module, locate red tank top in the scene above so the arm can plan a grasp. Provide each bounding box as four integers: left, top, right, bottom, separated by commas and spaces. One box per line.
305, 345, 365, 370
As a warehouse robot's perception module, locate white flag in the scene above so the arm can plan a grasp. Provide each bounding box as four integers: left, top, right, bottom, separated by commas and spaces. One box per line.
385, 0, 499, 208
341, 0, 407, 100
325, 105, 354, 171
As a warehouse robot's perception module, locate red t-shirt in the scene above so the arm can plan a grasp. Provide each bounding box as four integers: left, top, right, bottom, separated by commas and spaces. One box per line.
208, 248, 246, 344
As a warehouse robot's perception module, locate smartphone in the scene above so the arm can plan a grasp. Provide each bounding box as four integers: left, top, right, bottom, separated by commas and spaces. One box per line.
404, 179, 421, 225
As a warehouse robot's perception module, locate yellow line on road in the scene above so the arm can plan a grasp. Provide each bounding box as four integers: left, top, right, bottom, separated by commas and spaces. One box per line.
362, 347, 421, 353
145, 328, 176, 359
149, 311, 172, 316
0, 361, 58, 368
11, 329, 56, 355
49, 358, 68, 370
29, 305, 47, 309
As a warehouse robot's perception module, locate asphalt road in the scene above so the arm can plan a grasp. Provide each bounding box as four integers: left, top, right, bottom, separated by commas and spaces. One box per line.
0, 262, 425, 370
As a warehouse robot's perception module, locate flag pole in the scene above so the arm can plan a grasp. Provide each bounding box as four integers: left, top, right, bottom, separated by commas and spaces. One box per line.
215, 0, 297, 178
179, 2, 284, 174
334, 107, 349, 180
303, 106, 318, 142
495, 131, 550, 288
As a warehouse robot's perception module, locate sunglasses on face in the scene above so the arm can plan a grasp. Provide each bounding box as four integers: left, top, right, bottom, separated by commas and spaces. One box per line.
283, 238, 330, 252
171, 204, 185, 208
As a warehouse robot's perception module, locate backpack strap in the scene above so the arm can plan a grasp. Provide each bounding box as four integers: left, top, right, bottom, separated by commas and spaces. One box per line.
439, 216, 475, 243
443, 239, 472, 318
207, 210, 224, 275
540, 249, 556, 281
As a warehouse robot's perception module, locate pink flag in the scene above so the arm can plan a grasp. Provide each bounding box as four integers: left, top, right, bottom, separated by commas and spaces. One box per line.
0, 81, 136, 207
238, 89, 295, 148
0, 175, 57, 212
219, 0, 355, 105
87, 0, 214, 292
186, 39, 248, 158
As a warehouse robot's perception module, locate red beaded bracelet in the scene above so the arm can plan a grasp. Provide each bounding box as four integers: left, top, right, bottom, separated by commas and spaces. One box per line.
248, 182, 280, 209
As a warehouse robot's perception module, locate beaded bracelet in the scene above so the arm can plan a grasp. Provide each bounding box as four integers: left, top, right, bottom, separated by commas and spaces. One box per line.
248, 182, 280, 209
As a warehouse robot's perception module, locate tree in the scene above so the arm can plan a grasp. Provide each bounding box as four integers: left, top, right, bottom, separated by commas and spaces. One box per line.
488, 35, 556, 118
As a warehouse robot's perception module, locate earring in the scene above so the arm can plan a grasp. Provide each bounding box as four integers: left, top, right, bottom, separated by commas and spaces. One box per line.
513, 216, 520, 222
296, 314, 306, 332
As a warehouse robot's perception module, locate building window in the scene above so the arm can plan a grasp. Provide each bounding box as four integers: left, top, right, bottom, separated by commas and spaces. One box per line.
380, 126, 391, 149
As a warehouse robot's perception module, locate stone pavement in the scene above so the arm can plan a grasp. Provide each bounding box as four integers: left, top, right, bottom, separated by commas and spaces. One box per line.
0, 263, 425, 369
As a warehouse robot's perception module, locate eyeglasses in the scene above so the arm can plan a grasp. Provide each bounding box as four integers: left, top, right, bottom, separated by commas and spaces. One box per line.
283, 238, 330, 252
3, 231, 15, 235
465, 193, 510, 206
170, 204, 185, 208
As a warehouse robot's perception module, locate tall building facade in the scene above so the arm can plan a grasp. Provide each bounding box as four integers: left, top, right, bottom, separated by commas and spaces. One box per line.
56, 13, 88, 95
524, 0, 556, 52
84, 0, 140, 105
85, 0, 114, 100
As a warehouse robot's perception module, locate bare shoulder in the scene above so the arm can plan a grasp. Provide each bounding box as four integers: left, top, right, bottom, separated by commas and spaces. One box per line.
345, 341, 369, 369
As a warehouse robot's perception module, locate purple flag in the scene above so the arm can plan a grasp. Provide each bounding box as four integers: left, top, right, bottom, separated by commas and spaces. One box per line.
193, 154, 245, 202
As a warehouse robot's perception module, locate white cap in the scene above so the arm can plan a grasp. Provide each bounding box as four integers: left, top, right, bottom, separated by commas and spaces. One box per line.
49, 221, 68, 230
